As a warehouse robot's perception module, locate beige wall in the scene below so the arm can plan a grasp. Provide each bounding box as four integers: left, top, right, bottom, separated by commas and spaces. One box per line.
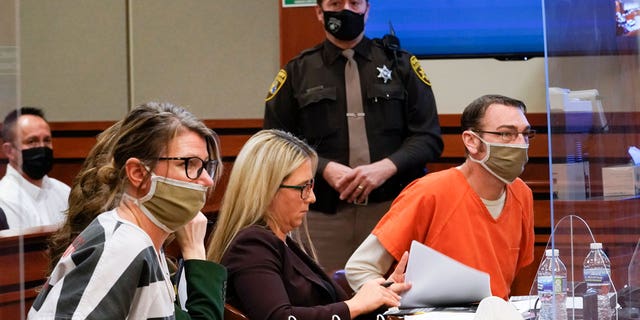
424, 58, 547, 113
18, 0, 278, 121
0, 0, 18, 120
129, 1, 278, 119
547, 55, 640, 112
424, 55, 639, 114
13, 1, 637, 120
20, 0, 128, 121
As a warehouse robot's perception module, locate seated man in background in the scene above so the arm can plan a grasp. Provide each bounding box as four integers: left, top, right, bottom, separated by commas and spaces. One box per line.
0, 107, 70, 229
345, 94, 535, 300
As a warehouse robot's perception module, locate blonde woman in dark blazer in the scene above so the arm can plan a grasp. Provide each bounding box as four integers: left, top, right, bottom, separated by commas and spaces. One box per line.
207, 129, 410, 320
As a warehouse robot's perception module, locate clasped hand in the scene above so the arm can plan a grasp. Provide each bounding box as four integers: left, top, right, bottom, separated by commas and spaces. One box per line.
324, 159, 397, 203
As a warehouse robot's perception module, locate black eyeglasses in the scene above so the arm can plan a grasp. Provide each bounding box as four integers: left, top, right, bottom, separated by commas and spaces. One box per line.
279, 179, 315, 200
157, 157, 218, 180
472, 129, 536, 143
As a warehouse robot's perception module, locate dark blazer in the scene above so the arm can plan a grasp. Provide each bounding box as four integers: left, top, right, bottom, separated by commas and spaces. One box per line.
221, 225, 351, 320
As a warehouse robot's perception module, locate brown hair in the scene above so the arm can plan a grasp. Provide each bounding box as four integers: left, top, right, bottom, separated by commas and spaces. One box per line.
48, 102, 222, 271
460, 94, 527, 131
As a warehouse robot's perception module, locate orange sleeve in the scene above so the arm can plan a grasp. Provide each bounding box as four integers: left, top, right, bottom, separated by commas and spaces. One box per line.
373, 178, 434, 261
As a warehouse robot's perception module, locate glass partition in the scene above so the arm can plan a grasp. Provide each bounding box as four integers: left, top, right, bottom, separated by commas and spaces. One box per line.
1, 1, 37, 319
543, 0, 640, 318
630, 240, 640, 288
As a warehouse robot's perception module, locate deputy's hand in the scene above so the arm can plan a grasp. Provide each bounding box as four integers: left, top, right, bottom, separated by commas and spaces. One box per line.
175, 212, 208, 260
323, 161, 353, 192
337, 158, 398, 203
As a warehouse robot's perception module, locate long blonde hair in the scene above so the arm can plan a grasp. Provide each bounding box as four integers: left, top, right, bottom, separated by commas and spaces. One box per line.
207, 129, 318, 262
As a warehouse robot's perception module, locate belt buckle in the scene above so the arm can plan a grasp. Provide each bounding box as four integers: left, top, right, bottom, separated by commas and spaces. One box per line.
353, 197, 368, 206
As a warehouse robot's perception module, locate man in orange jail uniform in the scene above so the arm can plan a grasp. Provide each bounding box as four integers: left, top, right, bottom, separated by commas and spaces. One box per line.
346, 94, 535, 300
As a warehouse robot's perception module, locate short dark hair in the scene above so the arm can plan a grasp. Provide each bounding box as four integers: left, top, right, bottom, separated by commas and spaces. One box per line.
460, 94, 526, 131
1, 106, 47, 143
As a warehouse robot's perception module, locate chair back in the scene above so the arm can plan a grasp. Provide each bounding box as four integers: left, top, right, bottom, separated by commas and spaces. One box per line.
332, 269, 354, 296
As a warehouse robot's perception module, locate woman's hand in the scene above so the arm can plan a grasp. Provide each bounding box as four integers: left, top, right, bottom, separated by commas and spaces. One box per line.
344, 278, 406, 318
344, 251, 413, 318
174, 212, 208, 260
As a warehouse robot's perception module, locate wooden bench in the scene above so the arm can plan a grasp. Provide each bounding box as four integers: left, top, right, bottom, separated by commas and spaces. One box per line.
0, 225, 57, 318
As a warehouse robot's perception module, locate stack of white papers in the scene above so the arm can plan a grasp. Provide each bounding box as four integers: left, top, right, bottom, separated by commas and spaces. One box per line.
401, 241, 492, 308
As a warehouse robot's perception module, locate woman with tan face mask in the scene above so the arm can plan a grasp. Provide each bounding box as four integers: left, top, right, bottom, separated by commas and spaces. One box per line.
30, 103, 226, 319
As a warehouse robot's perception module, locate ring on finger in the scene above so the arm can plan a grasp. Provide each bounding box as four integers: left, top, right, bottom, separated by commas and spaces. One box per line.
357, 185, 364, 190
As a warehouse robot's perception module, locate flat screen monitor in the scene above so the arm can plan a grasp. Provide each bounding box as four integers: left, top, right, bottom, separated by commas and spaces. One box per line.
364, 0, 638, 59
546, 0, 639, 56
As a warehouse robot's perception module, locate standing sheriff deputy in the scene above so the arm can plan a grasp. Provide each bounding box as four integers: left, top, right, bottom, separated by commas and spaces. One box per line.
263, 0, 443, 273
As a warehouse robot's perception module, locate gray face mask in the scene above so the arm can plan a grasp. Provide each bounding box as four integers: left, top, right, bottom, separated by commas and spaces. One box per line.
469, 133, 529, 184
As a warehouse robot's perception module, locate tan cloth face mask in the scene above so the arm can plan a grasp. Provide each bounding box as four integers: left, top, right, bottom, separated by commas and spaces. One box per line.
468, 132, 529, 184
126, 173, 208, 232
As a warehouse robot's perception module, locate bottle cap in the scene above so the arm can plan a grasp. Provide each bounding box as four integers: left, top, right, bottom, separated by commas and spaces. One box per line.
545, 249, 560, 257
590, 242, 603, 249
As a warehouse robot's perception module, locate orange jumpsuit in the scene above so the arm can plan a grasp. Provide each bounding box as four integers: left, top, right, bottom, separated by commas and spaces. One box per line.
373, 168, 534, 299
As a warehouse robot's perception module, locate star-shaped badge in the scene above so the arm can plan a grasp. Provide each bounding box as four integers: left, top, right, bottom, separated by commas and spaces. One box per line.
376, 65, 392, 83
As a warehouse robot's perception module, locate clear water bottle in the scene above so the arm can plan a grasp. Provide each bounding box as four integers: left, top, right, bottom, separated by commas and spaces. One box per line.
583, 242, 612, 320
538, 249, 568, 320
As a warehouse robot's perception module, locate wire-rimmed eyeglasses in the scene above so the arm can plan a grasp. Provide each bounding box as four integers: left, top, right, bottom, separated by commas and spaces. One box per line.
157, 157, 218, 180
472, 129, 536, 143
279, 179, 315, 200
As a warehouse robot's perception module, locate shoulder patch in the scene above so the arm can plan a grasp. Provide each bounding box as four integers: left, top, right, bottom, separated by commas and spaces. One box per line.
265, 69, 287, 102
410, 56, 431, 86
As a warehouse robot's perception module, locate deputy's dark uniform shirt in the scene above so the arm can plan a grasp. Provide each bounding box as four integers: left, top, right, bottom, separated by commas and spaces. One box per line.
264, 37, 443, 214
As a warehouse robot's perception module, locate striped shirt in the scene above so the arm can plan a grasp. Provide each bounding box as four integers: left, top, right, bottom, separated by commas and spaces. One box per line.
29, 209, 176, 319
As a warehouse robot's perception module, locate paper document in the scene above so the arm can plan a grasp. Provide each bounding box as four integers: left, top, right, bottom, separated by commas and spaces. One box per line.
401, 241, 492, 307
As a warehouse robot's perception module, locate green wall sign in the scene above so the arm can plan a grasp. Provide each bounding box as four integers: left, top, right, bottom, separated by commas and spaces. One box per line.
283, 0, 316, 7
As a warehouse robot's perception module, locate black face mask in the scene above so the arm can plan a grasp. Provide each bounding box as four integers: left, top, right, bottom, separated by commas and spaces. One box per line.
323, 9, 365, 41
21, 147, 53, 180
